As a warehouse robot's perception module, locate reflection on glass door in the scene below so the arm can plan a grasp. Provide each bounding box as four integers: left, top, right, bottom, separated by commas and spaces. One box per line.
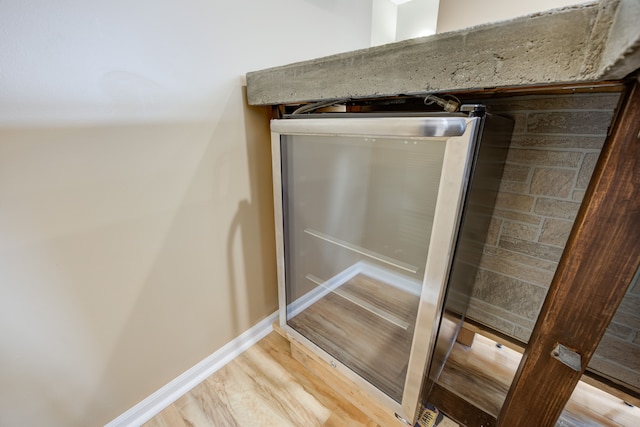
281, 134, 447, 403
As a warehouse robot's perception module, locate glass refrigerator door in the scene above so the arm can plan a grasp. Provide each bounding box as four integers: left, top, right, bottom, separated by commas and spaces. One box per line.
271, 116, 480, 422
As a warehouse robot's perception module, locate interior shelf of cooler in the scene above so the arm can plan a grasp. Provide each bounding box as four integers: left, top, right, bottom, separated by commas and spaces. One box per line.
303, 228, 420, 274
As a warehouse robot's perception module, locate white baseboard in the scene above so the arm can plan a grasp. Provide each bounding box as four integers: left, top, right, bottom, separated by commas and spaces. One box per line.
105, 311, 278, 427
107, 263, 421, 427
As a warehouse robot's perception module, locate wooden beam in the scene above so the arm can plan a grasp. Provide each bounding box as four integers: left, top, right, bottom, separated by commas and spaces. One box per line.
498, 81, 640, 426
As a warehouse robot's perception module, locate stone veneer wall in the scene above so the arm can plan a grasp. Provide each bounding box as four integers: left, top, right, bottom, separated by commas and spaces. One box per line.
463, 91, 640, 392
590, 269, 640, 392
465, 92, 619, 340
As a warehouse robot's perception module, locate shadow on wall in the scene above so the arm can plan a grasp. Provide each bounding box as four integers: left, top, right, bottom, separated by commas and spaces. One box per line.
0, 85, 277, 426
227, 88, 278, 337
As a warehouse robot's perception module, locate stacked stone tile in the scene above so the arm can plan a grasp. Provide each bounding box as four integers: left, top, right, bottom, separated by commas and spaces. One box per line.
466, 92, 618, 340
590, 274, 640, 391
466, 91, 640, 392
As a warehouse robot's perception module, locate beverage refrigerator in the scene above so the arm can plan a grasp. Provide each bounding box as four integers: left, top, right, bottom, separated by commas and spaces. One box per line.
270, 106, 512, 424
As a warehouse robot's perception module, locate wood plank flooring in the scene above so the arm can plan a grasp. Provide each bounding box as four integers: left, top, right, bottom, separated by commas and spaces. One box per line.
288, 274, 419, 403
437, 333, 640, 426
143, 325, 638, 427
144, 332, 381, 427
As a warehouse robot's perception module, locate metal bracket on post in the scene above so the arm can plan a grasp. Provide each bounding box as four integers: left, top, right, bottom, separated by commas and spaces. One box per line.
551, 344, 582, 372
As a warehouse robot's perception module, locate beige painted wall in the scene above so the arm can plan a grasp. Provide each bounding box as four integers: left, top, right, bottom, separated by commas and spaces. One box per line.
436, 0, 591, 33
0, 1, 372, 425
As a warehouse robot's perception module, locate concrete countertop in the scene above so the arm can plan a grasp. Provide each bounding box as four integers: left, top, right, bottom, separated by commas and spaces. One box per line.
246, 0, 640, 106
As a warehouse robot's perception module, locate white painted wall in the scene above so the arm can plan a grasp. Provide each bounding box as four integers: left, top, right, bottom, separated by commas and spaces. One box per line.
396, 0, 440, 41
0, 1, 371, 426
436, 0, 592, 33
371, 0, 399, 46
371, 0, 440, 45
372, 0, 591, 42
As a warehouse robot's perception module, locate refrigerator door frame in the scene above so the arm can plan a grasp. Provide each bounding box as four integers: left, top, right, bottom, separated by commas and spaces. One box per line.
270, 115, 482, 423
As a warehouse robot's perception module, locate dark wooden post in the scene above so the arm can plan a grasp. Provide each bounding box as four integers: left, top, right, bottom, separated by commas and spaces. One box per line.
498, 80, 640, 426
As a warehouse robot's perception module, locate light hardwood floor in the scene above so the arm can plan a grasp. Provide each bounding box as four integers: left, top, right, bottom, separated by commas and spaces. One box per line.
439, 333, 640, 427
143, 325, 639, 427
144, 332, 383, 427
